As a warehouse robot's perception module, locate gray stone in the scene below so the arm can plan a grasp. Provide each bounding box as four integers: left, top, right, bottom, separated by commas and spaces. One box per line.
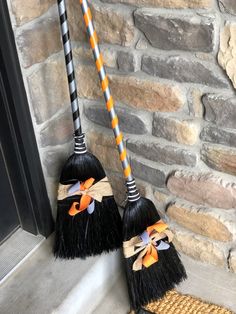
152, 114, 199, 145
100, 0, 214, 8
167, 170, 236, 209
136, 37, 148, 50
16, 8, 61, 68
200, 125, 236, 147
117, 51, 136, 72
127, 139, 197, 166
84, 104, 149, 134
142, 55, 228, 88
11, 0, 55, 26
168, 203, 233, 242
27, 57, 69, 124
188, 89, 204, 118
218, 23, 236, 89
202, 94, 236, 129
134, 9, 214, 52
40, 108, 73, 147
219, 0, 236, 15
201, 143, 236, 176
110, 74, 184, 112
90, 1, 135, 46
42, 146, 71, 178
229, 249, 236, 273
131, 158, 166, 187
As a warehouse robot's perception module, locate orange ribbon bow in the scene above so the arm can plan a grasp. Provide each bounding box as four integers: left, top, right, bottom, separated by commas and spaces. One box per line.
142, 221, 171, 268
68, 178, 95, 216
123, 220, 174, 271
57, 177, 114, 217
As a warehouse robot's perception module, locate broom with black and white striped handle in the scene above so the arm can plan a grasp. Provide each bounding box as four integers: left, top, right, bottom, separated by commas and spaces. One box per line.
58, 0, 85, 152
54, 0, 122, 259
79, 0, 187, 309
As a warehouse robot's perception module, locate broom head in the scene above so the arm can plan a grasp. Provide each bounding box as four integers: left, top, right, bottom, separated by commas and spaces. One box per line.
54, 151, 122, 258
123, 197, 187, 310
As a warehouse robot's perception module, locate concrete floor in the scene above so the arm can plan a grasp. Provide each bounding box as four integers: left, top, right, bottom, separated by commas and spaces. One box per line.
177, 254, 236, 312
92, 275, 130, 314
0, 235, 236, 314
0, 235, 121, 314
94, 254, 236, 314
0, 229, 43, 283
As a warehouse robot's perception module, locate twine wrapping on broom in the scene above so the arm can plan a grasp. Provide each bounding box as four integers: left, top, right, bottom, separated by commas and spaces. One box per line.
123, 221, 174, 271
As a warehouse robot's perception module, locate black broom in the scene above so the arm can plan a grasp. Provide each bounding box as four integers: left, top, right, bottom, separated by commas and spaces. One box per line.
79, 0, 187, 309
53, 0, 122, 259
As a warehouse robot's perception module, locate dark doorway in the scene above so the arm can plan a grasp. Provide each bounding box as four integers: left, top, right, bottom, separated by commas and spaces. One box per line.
0, 1, 54, 242
0, 148, 20, 243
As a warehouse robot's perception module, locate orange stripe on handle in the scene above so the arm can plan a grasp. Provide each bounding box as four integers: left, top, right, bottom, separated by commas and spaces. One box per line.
106, 97, 114, 111
124, 165, 131, 178
96, 54, 104, 73
120, 149, 127, 162
116, 133, 123, 146
90, 31, 98, 49
84, 8, 92, 27
111, 116, 118, 129
101, 76, 109, 92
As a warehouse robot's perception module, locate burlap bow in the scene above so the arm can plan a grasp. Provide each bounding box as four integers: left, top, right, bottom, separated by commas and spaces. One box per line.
58, 177, 113, 216
123, 220, 174, 271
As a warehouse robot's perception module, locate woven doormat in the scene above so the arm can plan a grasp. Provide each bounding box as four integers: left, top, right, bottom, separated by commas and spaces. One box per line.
131, 290, 234, 314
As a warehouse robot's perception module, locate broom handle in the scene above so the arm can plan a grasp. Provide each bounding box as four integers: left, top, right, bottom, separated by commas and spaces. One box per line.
79, 0, 140, 202
57, 0, 81, 135
57, 0, 87, 154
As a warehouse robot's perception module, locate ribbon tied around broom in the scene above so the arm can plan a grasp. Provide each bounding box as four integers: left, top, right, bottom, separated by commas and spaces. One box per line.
123, 220, 174, 271
57, 177, 113, 216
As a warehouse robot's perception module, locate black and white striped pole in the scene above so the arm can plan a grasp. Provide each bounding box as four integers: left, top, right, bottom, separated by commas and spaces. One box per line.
57, 0, 86, 154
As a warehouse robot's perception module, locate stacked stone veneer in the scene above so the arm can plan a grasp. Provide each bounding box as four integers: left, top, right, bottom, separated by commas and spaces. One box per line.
8, 0, 236, 272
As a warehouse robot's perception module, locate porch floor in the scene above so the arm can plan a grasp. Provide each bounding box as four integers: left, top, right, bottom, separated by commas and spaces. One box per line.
95, 255, 236, 314
0, 234, 235, 314
0, 228, 43, 283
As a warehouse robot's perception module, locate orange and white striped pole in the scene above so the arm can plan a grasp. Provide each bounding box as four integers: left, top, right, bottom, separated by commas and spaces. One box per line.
80, 0, 140, 202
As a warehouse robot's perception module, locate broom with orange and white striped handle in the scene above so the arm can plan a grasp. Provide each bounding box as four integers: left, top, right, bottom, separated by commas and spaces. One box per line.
79, 0, 187, 310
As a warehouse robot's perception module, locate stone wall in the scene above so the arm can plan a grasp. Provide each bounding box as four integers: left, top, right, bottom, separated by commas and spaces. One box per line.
7, 0, 236, 272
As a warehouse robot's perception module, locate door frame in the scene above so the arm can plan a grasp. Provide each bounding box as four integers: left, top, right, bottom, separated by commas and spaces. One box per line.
0, 0, 54, 237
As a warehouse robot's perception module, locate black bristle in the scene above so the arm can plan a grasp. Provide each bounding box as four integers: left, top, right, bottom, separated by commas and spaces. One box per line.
60, 152, 106, 184
136, 309, 155, 314
123, 197, 187, 310
54, 152, 122, 258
